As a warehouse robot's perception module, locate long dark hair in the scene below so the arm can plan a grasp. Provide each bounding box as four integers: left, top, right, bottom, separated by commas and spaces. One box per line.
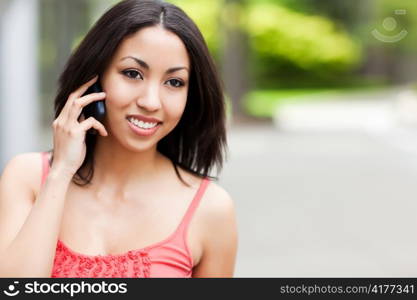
51, 0, 227, 187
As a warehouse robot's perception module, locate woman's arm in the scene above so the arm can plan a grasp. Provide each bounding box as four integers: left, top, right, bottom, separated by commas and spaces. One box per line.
0, 153, 72, 277
192, 185, 238, 278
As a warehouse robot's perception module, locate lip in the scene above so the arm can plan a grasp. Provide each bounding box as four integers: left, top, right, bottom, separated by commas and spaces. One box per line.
126, 114, 163, 124
127, 119, 161, 137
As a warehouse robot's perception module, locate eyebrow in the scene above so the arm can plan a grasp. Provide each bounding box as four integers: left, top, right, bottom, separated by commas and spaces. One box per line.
120, 56, 189, 74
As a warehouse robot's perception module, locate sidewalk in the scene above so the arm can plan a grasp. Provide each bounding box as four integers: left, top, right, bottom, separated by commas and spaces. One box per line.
222, 98, 417, 276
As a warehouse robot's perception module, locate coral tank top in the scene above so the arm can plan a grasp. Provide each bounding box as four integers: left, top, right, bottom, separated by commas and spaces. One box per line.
39, 152, 210, 278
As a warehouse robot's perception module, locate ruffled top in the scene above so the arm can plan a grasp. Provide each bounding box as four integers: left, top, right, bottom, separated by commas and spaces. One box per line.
52, 240, 151, 278
40, 152, 210, 278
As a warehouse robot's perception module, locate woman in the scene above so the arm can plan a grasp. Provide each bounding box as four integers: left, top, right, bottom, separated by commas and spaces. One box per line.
0, 0, 238, 278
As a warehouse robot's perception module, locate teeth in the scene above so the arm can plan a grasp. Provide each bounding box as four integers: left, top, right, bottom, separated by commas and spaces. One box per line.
128, 117, 158, 129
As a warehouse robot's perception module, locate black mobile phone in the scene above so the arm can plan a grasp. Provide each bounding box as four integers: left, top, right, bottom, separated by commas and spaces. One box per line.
81, 80, 106, 134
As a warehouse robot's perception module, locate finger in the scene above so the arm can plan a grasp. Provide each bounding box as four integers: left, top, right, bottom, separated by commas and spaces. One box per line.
79, 117, 108, 136
68, 92, 106, 122
70, 75, 99, 100
59, 75, 99, 122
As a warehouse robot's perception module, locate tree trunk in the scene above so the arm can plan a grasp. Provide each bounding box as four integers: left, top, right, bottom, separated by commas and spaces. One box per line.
220, 0, 251, 123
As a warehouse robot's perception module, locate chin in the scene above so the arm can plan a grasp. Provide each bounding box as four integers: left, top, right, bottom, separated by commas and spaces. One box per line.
124, 137, 160, 153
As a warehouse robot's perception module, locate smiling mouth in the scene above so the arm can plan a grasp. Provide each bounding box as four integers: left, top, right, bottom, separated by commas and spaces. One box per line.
126, 117, 162, 130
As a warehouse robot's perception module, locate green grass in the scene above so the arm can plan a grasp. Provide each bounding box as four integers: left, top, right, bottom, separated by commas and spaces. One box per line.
242, 86, 386, 118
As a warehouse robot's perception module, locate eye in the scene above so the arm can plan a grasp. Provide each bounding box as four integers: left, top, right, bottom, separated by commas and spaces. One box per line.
122, 69, 143, 80
166, 79, 184, 88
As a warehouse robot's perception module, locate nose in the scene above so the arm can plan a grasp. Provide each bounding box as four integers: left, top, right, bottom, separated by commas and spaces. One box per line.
136, 81, 162, 112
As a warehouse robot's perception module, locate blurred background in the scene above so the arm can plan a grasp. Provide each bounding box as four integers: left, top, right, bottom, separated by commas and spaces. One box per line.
1, 0, 417, 276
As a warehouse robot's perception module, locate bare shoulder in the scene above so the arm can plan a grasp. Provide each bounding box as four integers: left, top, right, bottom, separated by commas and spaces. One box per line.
191, 179, 239, 277
0, 152, 44, 199
197, 180, 237, 231
202, 180, 235, 214
176, 168, 236, 226
172, 165, 237, 230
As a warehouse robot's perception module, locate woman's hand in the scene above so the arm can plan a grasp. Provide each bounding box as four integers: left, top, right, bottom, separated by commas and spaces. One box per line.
51, 75, 108, 177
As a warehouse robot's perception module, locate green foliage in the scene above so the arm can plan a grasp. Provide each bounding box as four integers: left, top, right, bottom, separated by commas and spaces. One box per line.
244, 2, 361, 75
243, 86, 384, 118
168, 0, 222, 60
243, 88, 335, 117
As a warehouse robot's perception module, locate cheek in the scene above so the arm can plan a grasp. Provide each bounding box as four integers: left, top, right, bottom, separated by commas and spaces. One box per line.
164, 95, 187, 121
105, 84, 131, 107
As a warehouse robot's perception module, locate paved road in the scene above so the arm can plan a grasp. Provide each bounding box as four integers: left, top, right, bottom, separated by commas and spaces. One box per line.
220, 123, 417, 277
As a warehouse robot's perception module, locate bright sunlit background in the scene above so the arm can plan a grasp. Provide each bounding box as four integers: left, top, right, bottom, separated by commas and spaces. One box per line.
1, 0, 417, 277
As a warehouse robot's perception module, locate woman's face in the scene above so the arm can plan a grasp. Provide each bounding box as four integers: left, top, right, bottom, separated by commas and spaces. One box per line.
100, 25, 190, 152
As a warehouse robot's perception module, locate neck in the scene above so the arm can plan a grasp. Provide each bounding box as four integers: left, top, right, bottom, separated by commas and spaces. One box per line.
90, 134, 168, 193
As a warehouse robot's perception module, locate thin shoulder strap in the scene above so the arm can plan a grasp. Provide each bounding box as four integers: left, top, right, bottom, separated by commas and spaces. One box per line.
177, 177, 210, 234
40, 152, 50, 187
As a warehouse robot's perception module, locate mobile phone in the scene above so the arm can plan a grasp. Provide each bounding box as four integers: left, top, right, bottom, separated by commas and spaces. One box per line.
81, 80, 106, 134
